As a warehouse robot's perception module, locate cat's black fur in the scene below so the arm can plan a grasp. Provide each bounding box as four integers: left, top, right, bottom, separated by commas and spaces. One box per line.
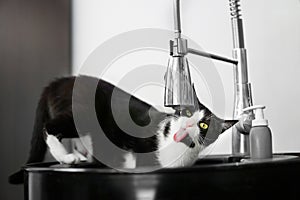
9, 75, 237, 184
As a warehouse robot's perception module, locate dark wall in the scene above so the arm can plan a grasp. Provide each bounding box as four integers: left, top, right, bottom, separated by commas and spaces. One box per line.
0, 0, 71, 199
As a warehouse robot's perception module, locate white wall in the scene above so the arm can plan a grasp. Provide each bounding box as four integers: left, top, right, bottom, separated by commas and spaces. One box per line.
72, 0, 300, 154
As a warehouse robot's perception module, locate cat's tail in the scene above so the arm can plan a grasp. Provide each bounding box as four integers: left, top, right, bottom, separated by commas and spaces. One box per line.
9, 92, 49, 184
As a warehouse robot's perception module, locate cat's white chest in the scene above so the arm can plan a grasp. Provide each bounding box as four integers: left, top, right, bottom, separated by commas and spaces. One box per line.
156, 140, 202, 168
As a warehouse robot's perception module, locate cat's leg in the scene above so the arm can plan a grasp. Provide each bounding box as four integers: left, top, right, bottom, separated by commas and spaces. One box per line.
45, 131, 81, 164
44, 115, 82, 164
72, 134, 93, 162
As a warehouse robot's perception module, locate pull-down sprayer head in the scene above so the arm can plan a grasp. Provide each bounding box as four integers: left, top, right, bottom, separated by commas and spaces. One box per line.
164, 55, 195, 109
164, 0, 196, 110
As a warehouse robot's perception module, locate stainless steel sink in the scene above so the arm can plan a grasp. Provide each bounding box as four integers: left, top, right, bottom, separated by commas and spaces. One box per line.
24, 153, 300, 200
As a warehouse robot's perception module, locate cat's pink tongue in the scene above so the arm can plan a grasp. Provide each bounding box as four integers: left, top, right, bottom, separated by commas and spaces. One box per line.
174, 129, 188, 143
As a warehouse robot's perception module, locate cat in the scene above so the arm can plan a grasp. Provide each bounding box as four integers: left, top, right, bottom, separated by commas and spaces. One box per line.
9, 75, 237, 184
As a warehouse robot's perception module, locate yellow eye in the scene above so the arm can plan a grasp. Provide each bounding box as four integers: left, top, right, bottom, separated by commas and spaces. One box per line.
185, 110, 192, 117
199, 122, 209, 129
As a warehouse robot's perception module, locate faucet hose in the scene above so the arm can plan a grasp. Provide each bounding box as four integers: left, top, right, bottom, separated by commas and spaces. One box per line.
229, 0, 242, 19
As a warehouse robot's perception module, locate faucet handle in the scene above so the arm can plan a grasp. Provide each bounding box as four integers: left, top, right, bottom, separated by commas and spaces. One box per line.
235, 106, 254, 134
235, 112, 254, 134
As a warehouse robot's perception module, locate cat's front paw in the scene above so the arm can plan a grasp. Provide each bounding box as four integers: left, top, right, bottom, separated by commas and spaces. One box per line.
60, 153, 82, 164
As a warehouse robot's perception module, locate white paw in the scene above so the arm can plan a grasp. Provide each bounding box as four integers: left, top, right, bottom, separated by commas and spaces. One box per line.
123, 152, 136, 169
60, 153, 81, 164
74, 150, 88, 162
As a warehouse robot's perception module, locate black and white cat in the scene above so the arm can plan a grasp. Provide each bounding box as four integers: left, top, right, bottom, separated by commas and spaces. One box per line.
9, 75, 236, 184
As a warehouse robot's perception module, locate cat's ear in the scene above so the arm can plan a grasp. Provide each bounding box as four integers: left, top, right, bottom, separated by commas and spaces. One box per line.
222, 120, 238, 133
192, 85, 208, 111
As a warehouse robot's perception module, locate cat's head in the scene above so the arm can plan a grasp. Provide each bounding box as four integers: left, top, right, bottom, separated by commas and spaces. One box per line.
173, 101, 237, 147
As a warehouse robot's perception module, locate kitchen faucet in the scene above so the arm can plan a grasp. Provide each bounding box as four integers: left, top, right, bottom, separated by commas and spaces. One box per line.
164, 0, 253, 156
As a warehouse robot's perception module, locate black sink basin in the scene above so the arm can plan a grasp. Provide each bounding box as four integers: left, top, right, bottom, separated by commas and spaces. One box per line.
24, 153, 300, 200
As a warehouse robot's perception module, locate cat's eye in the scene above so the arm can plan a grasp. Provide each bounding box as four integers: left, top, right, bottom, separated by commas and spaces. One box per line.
199, 122, 209, 129
185, 109, 192, 117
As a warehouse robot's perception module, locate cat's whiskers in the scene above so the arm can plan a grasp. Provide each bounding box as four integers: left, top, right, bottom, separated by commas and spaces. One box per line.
198, 134, 205, 145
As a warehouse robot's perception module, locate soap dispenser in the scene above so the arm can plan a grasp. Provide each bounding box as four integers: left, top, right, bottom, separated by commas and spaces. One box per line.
243, 105, 273, 159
